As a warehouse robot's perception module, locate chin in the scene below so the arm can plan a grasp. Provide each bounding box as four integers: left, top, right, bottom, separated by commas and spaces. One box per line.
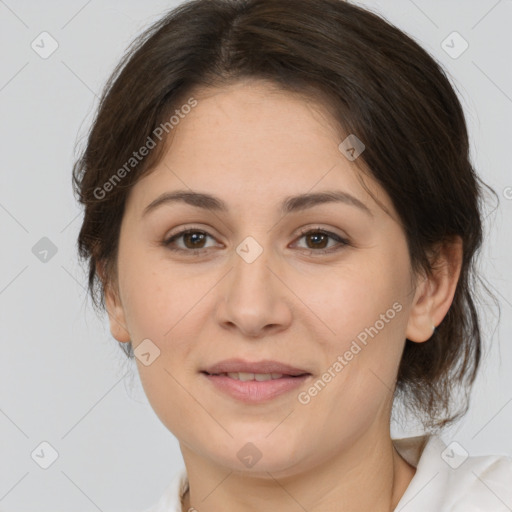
206, 433, 307, 475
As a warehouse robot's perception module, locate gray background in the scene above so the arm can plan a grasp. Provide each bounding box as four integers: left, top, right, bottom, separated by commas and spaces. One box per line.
1, 0, 511, 510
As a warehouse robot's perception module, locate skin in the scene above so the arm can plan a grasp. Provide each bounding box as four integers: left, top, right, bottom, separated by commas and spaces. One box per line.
101, 79, 462, 512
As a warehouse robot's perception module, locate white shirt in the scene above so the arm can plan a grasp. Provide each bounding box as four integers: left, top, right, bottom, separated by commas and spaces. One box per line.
143, 435, 512, 511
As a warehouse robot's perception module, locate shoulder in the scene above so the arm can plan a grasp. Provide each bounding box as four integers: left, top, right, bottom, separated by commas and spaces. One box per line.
446, 451, 512, 510
394, 434, 512, 511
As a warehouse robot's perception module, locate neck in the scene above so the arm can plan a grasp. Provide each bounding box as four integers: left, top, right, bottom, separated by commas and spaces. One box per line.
180, 430, 416, 512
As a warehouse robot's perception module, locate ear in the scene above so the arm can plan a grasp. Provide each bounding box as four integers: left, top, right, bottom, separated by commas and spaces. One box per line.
96, 261, 131, 343
405, 236, 463, 343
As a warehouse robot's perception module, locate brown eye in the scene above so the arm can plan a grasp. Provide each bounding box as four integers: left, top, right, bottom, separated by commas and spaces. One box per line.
181, 231, 207, 249
163, 229, 217, 252
293, 228, 349, 255
304, 232, 329, 249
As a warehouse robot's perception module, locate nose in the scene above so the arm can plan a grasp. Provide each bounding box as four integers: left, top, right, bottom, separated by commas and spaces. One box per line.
215, 240, 293, 339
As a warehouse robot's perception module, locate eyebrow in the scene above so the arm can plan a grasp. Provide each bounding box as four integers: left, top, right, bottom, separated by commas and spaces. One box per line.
142, 189, 373, 217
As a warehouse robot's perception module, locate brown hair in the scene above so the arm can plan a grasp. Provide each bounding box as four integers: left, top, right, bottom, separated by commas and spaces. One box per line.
72, 0, 499, 432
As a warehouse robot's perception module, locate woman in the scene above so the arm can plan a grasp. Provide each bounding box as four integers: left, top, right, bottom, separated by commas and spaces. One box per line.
72, 0, 512, 510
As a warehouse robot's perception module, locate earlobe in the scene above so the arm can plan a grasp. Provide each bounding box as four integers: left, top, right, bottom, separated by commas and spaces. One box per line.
405, 237, 463, 343
96, 261, 131, 343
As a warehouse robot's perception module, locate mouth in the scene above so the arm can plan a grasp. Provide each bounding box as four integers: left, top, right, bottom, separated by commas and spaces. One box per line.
202, 371, 308, 381
201, 359, 312, 403
202, 358, 311, 377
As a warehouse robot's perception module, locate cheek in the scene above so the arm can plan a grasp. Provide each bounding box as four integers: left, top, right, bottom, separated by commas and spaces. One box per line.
298, 249, 410, 405
300, 256, 407, 349
123, 277, 168, 341
117, 241, 180, 342
118, 247, 202, 393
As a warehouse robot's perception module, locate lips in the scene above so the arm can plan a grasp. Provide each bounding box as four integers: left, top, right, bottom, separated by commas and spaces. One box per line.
201, 359, 312, 403
202, 358, 311, 377
211, 372, 287, 381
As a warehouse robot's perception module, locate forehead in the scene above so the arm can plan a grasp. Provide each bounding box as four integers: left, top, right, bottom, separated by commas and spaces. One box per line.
173, 79, 344, 160
128, 80, 394, 220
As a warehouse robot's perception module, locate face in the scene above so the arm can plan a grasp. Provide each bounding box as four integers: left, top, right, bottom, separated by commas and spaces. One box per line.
105, 80, 425, 477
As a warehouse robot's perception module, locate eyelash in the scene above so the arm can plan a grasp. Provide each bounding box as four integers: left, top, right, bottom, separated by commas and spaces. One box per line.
162, 226, 350, 256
